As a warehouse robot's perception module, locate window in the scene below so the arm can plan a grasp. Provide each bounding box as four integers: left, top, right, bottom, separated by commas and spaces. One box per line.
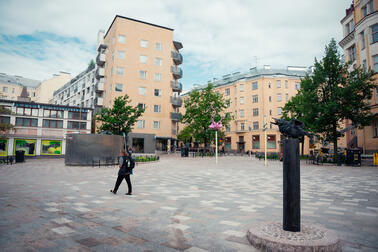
12, 88, 14, 94
139, 70, 147, 79
156, 42, 162, 51
276, 80, 281, 88
374, 120, 378, 137
138, 103, 146, 110
16, 107, 39, 116
362, 5, 367, 17
252, 82, 258, 90
286, 93, 289, 101
363, 59, 367, 72
44, 110, 63, 118
117, 50, 125, 59
43, 119, 63, 128
226, 125, 230, 132
140, 55, 148, 63
154, 73, 162, 82
252, 135, 260, 149
373, 24, 378, 44
277, 107, 282, 115
252, 95, 258, 103
240, 84, 244, 91
236, 123, 243, 131
68, 121, 86, 129
240, 97, 244, 104
118, 35, 126, 43
269, 96, 272, 102
376, 87, 378, 103
295, 82, 301, 90
240, 109, 245, 118
68, 111, 87, 120
137, 120, 145, 128
153, 121, 160, 129
253, 121, 259, 130
361, 32, 366, 50
15, 117, 38, 127
115, 84, 123, 92
369, 0, 374, 13
268, 83, 271, 88
154, 89, 162, 97
269, 110, 272, 115
253, 108, 259, 116
374, 55, 378, 72
285, 80, 288, 88
225, 88, 230, 96
155, 58, 163, 66
139, 87, 146, 95
2, 87, 8, 92
267, 135, 276, 149
140, 40, 148, 48
0, 116, 10, 124
154, 105, 161, 113
116, 67, 124, 76
277, 93, 282, 102
348, 45, 356, 62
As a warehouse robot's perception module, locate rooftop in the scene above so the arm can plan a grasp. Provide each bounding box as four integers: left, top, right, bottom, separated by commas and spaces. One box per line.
0, 73, 41, 88
53, 65, 95, 96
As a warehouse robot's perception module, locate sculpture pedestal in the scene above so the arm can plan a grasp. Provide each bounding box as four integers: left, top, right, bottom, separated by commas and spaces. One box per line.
247, 222, 341, 252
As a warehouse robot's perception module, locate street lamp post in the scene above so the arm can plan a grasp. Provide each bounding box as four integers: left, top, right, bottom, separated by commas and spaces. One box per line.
264, 115, 267, 166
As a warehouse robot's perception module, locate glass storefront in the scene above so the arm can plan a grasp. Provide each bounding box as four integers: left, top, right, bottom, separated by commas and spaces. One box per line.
14, 139, 36, 156
41, 140, 62, 155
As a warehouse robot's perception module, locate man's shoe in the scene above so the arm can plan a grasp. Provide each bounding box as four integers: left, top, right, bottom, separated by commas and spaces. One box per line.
110, 190, 116, 194
126, 192, 132, 195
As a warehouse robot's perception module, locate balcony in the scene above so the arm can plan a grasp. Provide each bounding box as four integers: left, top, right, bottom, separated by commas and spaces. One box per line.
94, 97, 103, 106
170, 112, 182, 121
172, 51, 183, 65
171, 81, 183, 92
96, 52, 106, 66
170, 96, 182, 107
173, 41, 183, 50
95, 67, 105, 79
171, 66, 183, 79
236, 128, 248, 133
172, 129, 177, 135
95, 82, 104, 93
97, 43, 107, 52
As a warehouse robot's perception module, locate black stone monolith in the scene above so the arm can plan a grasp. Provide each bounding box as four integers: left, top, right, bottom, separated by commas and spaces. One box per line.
283, 138, 300, 232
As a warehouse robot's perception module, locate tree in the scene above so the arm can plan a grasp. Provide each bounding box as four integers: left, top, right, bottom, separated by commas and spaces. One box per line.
96, 94, 144, 136
88, 59, 95, 70
282, 39, 376, 156
177, 126, 193, 143
0, 106, 15, 134
181, 83, 232, 148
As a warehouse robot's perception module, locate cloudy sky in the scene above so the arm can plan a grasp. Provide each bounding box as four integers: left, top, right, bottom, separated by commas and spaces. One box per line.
0, 0, 351, 89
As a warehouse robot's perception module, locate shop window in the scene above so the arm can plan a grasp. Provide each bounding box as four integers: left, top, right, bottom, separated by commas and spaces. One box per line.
252, 135, 260, 149
267, 135, 276, 149
14, 139, 36, 156
41, 140, 62, 155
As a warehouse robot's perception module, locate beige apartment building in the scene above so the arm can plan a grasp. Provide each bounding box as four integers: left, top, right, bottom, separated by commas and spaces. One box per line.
0, 72, 71, 104
339, 0, 378, 153
96, 15, 183, 153
181, 66, 338, 155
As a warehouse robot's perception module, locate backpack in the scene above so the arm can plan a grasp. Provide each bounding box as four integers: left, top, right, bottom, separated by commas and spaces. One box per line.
129, 156, 135, 170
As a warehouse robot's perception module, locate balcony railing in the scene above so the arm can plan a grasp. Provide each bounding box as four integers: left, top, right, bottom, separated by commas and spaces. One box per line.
95, 82, 104, 93
171, 81, 183, 92
170, 96, 182, 107
94, 97, 103, 106
172, 129, 177, 135
171, 66, 183, 79
172, 51, 183, 65
95, 67, 105, 79
170, 112, 182, 121
173, 41, 183, 50
96, 52, 106, 67
97, 43, 107, 52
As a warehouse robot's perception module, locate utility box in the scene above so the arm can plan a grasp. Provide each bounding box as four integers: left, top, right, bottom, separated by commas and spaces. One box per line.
346, 149, 361, 166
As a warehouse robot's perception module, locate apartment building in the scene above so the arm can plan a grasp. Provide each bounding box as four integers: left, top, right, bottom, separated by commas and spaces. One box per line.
181, 66, 324, 154
52, 65, 97, 109
0, 72, 70, 103
0, 99, 92, 157
96, 15, 183, 152
339, 0, 378, 153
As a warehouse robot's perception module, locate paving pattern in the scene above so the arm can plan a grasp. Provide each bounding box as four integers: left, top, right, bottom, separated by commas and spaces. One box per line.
0, 155, 377, 251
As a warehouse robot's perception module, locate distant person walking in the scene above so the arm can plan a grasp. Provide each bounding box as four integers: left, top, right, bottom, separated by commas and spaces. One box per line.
110, 149, 133, 195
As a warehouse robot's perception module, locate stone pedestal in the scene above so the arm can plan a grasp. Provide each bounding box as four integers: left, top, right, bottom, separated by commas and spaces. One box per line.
247, 222, 341, 252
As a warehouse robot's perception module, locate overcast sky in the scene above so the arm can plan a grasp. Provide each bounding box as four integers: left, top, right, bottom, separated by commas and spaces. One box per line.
0, 0, 351, 90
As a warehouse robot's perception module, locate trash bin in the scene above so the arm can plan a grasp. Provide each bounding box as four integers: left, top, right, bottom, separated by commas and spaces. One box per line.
15, 150, 25, 163
181, 147, 188, 157
346, 149, 361, 166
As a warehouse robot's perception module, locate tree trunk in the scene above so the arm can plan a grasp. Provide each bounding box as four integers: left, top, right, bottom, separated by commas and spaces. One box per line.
333, 123, 338, 163
301, 137, 304, 156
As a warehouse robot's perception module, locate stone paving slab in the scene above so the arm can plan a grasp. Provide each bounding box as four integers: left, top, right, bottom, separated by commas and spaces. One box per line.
0, 156, 377, 251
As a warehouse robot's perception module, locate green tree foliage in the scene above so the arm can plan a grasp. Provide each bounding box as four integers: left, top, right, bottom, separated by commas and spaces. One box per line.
177, 126, 193, 143
282, 39, 376, 155
88, 59, 95, 70
96, 94, 144, 136
181, 83, 232, 147
0, 106, 15, 134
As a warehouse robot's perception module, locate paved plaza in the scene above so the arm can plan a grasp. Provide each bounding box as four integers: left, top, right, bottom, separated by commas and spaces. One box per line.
0, 155, 377, 252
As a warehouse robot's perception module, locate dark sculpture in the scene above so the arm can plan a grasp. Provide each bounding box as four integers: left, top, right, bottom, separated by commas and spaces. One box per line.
272, 118, 312, 138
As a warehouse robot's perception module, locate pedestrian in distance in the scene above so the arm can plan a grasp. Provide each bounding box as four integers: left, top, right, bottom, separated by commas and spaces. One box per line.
110, 149, 134, 195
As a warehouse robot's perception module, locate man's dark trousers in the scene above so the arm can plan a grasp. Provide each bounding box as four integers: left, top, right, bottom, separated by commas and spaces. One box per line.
113, 174, 132, 194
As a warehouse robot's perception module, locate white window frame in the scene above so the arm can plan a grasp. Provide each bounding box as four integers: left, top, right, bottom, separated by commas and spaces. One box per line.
116, 67, 124, 76
153, 105, 161, 113
240, 97, 244, 105
140, 55, 148, 63
137, 120, 145, 129
139, 70, 147, 79
154, 73, 162, 82
154, 89, 162, 97
156, 42, 162, 51
138, 87, 146, 96
117, 50, 125, 59
118, 35, 126, 43
140, 40, 148, 48
155, 58, 163, 66
153, 121, 160, 129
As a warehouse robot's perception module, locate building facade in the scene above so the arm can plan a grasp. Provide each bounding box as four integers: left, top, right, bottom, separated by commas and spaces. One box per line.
180, 66, 334, 154
96, 15, 183, 152
0, 72, 70, 103
52, 65, 97, 109
339, 0, 378, 153
0, 99, 92, 157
